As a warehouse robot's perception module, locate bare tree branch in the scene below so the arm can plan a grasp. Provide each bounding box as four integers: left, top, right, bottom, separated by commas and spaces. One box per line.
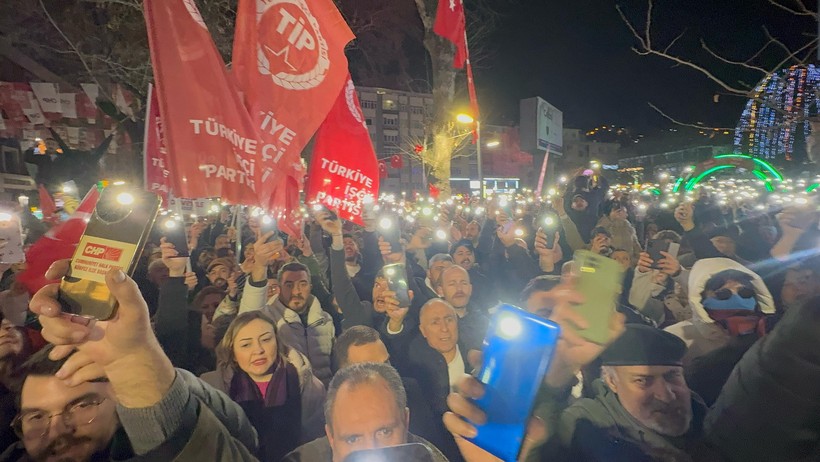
701, 40, 770, 74
648, 102, 735, 131
79, 0, 140, 9
768, 0, 817, 17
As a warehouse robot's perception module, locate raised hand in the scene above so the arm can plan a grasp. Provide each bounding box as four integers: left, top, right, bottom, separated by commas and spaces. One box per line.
636, 251, 654, 273
314, 208, 343, 236
382, 288, 412, 332
378, 236, 405, 265
657, 250, 681, 276
29, 260, 176, 408
674, 202, 695, 232
160, 238, 188, 277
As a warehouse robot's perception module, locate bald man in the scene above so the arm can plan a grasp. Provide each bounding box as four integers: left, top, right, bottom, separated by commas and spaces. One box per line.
435, 265, 489, 353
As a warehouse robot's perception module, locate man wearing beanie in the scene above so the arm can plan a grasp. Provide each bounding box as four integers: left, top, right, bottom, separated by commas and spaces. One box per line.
555, 324, 713, 461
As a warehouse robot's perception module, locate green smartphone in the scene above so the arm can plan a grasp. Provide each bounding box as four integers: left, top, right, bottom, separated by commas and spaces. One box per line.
572, 250, 624, 344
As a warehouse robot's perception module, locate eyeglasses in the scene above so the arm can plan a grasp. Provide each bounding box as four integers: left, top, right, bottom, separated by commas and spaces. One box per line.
714, 287, 755, 300
12, 398, 107, 439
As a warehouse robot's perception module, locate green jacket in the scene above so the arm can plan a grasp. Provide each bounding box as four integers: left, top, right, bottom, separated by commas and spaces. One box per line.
528, 380, 718, 462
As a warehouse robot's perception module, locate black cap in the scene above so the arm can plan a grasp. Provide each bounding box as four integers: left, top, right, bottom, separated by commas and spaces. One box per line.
600, 324, 687, 367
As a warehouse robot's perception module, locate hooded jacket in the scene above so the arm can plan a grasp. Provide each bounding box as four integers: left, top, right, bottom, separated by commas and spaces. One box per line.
595, 215, 642, 261
240, 281, 336, 385
664, 258, 775, 366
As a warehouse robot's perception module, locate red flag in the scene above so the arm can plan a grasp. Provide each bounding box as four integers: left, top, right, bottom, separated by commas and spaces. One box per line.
17, 187, 99, 295
306, 76, 379, 226
232, 0, 355, 235
434, 0, 467, 69
142, 85, 171, 204
38, 185, 56, 224
143, 0, 267, 206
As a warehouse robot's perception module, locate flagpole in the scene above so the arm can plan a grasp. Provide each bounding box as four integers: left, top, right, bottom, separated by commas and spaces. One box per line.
142, 84, 153, 198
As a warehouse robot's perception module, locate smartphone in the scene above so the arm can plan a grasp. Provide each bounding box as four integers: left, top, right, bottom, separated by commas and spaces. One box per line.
342, 443, 435, 462
646, 239, 680, 270
467, 304, 561, 462
161, 217, 189, 257
571, 250, 624, 344
378, 215, 402, 252
382, 263, 411, 308
313, 204, 339, 222
59, 186, 161, 320
260, 215, 280, 243
540, 213, 558, 248
0, 213, 24, 264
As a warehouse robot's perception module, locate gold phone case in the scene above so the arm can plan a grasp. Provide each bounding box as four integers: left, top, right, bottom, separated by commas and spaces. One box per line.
59, 186, 161, 320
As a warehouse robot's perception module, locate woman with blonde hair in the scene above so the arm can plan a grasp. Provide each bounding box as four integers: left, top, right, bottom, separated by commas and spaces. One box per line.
201, 311, 325, 462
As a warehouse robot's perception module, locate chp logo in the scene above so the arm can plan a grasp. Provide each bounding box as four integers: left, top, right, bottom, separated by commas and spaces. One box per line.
344, 79, 364, 125
82, 243, 123, 262
183, 0, 208, 29
257, 0, 329, 90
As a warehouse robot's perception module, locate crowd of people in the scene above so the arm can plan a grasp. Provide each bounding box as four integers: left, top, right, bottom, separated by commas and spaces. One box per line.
0, 167, 819, 461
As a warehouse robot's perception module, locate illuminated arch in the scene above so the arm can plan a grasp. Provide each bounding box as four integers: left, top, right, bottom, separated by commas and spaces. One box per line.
672, 154, 783, 193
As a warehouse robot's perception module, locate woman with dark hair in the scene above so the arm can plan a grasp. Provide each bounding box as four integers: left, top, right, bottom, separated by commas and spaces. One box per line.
201, 311, 325, 462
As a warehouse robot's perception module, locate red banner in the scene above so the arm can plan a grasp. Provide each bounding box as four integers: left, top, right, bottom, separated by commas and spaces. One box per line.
306, 76, 379, 226
143, 0, 271, 206
142, 85, 171, 204
232, 0, 354, 234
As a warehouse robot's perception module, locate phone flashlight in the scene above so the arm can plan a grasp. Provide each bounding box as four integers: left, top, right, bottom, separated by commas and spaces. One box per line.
544, 216, 555, 227
514, 228, 524, 237
379, 217, 393, 230
385, 267, 396, 277
422, 207, 433, 216
312, 204, 323, 212
497, 313, 522, 339
116, 192, 135, 205
435, 229, 448, 240
163, 219, 178, 229
261, 215, 274, 225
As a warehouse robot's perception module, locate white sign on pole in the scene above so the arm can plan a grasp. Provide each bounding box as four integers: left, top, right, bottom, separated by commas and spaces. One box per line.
519, 97, 563, 154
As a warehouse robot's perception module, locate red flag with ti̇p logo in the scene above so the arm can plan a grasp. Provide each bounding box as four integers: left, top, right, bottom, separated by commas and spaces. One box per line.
142, 85, 171, 205
306, 76, 379, 226
143, 0, 264, 206
233, 0, 355, 235
434, 0, 467, 69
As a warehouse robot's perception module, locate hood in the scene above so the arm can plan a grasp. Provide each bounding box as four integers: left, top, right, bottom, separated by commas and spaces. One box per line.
687, 258, 775, 324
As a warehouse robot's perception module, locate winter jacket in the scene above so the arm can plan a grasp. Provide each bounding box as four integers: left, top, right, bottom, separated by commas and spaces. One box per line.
200, 347, 326, 444
281, 433, 449, 462
595, 215, 642, 261
548, 379, 717, 462
0, 369, 259, 461
629, 268, 690, 326
704, 295, 820, 461
664, 258, 775, 366
239, 280, 336, 386
154, 277, 214, 375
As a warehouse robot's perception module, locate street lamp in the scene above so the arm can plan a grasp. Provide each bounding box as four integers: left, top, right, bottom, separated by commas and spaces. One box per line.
456, 113, 483, 197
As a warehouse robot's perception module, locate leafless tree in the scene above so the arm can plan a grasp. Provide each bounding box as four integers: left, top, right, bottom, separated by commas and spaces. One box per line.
617, 0, 818, 128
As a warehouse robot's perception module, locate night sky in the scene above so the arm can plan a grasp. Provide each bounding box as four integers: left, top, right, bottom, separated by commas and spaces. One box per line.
478, 0, 817, 134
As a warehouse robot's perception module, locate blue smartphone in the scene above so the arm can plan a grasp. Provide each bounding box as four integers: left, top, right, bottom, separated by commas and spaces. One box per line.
467, 304, 561, 462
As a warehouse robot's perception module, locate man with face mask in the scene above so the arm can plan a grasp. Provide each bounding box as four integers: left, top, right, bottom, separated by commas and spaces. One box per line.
240, 236, 336, 386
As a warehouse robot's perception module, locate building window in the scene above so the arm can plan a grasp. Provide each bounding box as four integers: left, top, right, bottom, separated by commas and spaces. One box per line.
361, 99, 377, 109
384, 133, 399, 144
411, 106, 424, 115
384, 116, 398, 126
365, 119, 372, 126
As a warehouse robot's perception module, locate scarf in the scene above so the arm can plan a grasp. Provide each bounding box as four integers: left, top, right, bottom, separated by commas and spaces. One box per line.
229, 356, 297, 407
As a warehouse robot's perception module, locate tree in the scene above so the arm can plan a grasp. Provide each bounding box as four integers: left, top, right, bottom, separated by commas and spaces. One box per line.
617, 0, 819, 162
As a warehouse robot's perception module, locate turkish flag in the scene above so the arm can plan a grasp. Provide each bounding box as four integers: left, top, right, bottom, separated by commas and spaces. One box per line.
434, 0, 467, 69
306, 76, 379, 226
143, 0, 263, 206
17, 187, 99, 296
232, 0, 355, 235
38, 185, 57, 224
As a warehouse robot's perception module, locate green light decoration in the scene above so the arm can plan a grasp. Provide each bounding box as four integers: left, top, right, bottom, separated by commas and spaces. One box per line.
672, 154, 784, 192
713, 154, 784, 181
807, 183, 820, 193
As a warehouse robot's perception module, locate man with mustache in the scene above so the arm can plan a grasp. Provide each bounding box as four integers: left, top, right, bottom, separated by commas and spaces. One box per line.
435, 265, 488, 354
240, 234, 336, 386
449, 240, 494, 313
556, 324, 703, 461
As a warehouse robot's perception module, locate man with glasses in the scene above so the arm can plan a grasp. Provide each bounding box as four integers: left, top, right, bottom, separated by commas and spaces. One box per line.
5, 262, 259, 462
3, 345, 116, 461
